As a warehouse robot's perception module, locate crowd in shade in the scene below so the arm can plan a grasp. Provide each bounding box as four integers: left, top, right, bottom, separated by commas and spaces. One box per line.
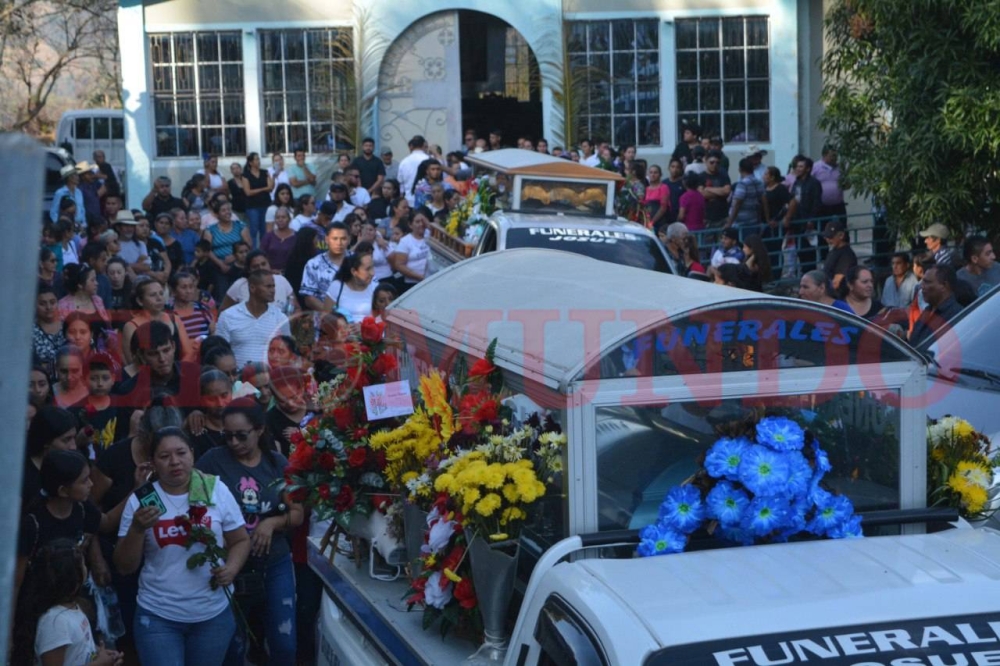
19, 127, 1000, 666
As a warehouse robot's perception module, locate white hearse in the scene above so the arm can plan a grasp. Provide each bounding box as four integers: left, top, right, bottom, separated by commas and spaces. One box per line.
311, 250, 995, 666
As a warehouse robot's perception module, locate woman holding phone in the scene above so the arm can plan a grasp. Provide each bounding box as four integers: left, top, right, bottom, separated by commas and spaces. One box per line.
114, 427, 249, 666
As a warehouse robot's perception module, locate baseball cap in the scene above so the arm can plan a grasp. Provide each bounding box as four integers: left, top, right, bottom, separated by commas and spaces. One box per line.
318, 201, 338, 217
722, 228, 740, 241
329, 182, 348, 192
918, 222, 950, 240
822, 220, 847, 238
381, 148, 392, 156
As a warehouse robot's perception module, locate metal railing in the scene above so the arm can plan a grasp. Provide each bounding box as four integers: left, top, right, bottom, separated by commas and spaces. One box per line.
687, 211, 899, 295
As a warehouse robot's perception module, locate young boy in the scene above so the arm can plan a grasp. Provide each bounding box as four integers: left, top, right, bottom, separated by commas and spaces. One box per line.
192, 239, 220, 297
71, 353, 124, 458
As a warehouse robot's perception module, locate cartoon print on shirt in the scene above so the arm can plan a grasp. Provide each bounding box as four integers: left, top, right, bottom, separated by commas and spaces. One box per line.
237, 476, 271, 530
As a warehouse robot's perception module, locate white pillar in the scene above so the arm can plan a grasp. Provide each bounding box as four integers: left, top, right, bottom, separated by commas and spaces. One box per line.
118, 0, 152, 210
242, 30, 263, 155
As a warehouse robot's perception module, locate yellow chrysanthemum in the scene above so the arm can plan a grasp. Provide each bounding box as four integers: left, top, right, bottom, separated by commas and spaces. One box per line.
475, 493, 502, 517
957, 461, 992, 489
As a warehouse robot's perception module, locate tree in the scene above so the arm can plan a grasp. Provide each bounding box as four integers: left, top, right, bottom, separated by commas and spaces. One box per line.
820, 0, 1000, 241
0, 0, 118, 133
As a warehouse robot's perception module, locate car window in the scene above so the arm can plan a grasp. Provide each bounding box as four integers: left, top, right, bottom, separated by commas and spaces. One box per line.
94, 116, 110, 139
505, 227, 670, 273
75, 117, 91, 139
925, 287, 1000, 377
111, 117, 124, 140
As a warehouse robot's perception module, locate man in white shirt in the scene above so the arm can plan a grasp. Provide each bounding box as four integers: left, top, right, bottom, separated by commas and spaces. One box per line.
580, 139, 601, 168
220, 250, 300, 314
344, 166, 372, 207
397, 135, 430, 206
300, 222, 351, 311
324, 183, 356, 222
269, 153, 291, 199
215, 270, 291, 368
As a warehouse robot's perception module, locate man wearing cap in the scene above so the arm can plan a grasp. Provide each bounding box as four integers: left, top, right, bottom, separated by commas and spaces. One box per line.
821, 219, 857, 289
287, 149, 317, 200
711, 228, 747, 268
742, 145, 768, 182
350, 137, 386, 195
50, 165, 86, 226
76, 161, 105, 224
324, 181, 356, 223
398, 135, 430, 205
699, 150, 732, 229
919, 222, 959, 270
957, 235, 1000, 297
142, 176, 188, 219
113, 211, 150, 274
381, 148, 399, 182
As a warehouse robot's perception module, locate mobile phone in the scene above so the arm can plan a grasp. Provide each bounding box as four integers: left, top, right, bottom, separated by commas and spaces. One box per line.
134, 482, 167, 514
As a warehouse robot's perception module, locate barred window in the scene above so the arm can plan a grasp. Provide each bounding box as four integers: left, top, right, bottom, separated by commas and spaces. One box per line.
567, 20, 660, 147
260, 28, 355, 155
675, 16, 770, 144
150, 32, 246, 157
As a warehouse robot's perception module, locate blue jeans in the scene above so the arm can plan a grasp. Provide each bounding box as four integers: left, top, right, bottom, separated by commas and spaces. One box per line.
245, 207, 267, 249
224, 553, 297, 666
134, 604, 235, 666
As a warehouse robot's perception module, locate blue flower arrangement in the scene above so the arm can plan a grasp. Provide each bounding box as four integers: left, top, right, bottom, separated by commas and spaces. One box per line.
637, 415, 862, 557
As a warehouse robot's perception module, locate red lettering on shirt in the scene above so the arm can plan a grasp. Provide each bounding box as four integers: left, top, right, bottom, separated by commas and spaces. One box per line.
152, 516, 212, 548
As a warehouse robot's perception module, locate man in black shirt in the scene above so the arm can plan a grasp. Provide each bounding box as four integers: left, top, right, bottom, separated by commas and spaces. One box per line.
786, 156, 823, 270
113, 321, 201, 418
141, 176, 187, 219
700, 150, 732, 228
671, 122, 701, 167
821, 220, 858, 291
351, 137, 386, 195
909, 265, 964, 346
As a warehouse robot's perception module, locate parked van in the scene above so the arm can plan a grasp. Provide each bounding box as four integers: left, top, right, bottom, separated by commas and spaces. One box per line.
56, 109, 126, 190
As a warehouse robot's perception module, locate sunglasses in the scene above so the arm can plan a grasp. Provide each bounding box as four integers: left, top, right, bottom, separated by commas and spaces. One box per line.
223, 430, 253, 442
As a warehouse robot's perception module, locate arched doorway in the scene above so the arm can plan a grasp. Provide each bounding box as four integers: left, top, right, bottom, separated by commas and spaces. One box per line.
376, 10, 542, 159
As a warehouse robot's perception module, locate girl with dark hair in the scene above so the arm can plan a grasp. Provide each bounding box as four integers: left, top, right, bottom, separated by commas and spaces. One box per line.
265, 183, 294, 233
12, 539, 123, 666
840, 265, 885, 321
121, 278, 192, 365
193, 368, 234, 457
16, 451, 108, 598
360, 219, 392, 282
114, 427, 249, 666
322, 244, 378, 322
154, 212, 186, 277
291, 194, 316, 232
23, 406, 79, 509
63, 311, 100, 355
266, 366, 313, 456
58, 263, 110, 325
29, 365, 54, 407
54, 345, 88, 408
197, 399, 303, 666
368, 178, 400, 220
371, 282, 398, 321
171, 270, 216, 342
384, 196, 411, 236
388, 207, 431, 293
182, 173, 208, 214
798, 269, 854, 313
742, 234, 774, 291
34, 284, 67, 378
266, 335, 304, 371
282, 227, 319, 294
38, 246, 66, 297
105, 257, 131, 318
241, 152, 274, 249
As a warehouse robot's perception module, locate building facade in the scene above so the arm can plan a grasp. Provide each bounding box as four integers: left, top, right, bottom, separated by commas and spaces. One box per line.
118, 0, 831, 208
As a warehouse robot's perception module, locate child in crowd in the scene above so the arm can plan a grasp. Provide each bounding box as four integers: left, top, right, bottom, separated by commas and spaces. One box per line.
192, 239, 222, 301
70, 353, 124, 459
13, 538, 123, 666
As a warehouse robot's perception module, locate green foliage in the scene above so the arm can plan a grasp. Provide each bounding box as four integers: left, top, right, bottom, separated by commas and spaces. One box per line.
819, 0, 1000, 240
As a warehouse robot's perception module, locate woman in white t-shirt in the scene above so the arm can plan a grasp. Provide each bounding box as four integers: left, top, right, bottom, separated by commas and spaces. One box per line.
265, 184, 294, 233
114, 427, 249, 666
360, 220, 392, 282
12, 539, 122, 665
389, 209, 431, 294
323, 249, 378, 323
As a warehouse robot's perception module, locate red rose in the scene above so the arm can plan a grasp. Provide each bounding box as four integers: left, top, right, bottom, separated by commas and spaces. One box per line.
317, 452, 338, 471
347, 447, 367, 468
288, 487, 308, 503
288, 444, 315, 471
289, 430, 305, 447
468, 357, 495, 380
360, 317, 386, 344
346, 365, 370, 390
454, 578, 476, 609
460, 392, 499, 424
333, 485, 355, 512
332, 406, 354, 430
372, 353, 398, 378
317, 484, 331, 500
352, 427, 369, 442
173, 515, 190, 528
371, 494, 392, 512
188, 505, 208, 523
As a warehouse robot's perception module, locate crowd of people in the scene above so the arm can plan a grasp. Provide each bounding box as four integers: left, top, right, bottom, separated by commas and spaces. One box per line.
19, 125, 1000, 666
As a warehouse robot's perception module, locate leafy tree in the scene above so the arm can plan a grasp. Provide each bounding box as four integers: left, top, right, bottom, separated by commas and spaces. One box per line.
820, 0, 1000, 241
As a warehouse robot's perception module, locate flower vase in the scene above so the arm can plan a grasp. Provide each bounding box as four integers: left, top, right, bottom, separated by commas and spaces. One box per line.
403, 503, 429, 578
465, 530, 518, 664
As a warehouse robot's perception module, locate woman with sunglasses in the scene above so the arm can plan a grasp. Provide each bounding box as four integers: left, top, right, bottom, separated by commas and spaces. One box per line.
114, 426, 249, 666
197, 399, 302, 666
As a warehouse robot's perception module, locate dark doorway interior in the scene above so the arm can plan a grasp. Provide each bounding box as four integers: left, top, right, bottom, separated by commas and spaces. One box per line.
458, 11, 543, 148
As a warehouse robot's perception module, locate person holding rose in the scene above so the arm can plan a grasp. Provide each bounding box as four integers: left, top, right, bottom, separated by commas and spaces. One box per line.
114, 427, 249, 666
196, 399, 302, 666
